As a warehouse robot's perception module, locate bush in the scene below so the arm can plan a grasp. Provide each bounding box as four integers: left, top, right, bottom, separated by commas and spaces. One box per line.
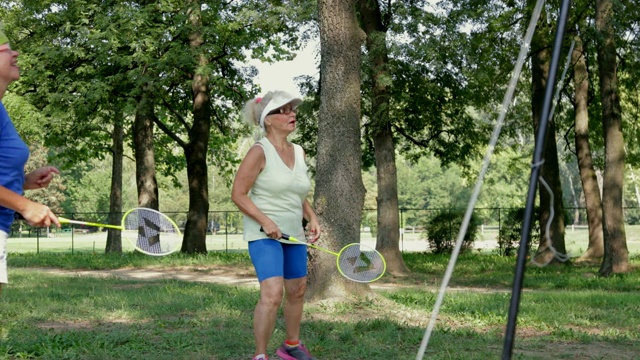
423, 210, 479, 254
497, 207, 539, 256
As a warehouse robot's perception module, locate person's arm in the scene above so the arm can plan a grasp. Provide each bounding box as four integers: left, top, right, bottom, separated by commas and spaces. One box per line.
231, 145, 281, 239
0, 185, 59, 227
299, 148, 320, 242
302, 199, 320, 243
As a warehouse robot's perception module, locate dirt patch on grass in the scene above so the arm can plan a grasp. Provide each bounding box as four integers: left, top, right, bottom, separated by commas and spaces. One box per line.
513, 341, 639, 359
21, 265, 260, 288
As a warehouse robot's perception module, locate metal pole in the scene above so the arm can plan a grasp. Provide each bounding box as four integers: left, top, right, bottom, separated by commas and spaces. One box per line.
502, 1, 571, 358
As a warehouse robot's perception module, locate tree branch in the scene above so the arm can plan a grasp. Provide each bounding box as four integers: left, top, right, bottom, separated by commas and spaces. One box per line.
156, 98, 188, 148
393, 124, 445, 147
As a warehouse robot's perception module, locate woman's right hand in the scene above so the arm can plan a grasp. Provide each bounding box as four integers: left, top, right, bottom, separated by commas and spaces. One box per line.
20, 201, 60, 228
260, 220, 282, 240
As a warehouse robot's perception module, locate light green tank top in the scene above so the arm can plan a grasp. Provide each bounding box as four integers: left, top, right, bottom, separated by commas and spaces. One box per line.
242, 137, 311, 243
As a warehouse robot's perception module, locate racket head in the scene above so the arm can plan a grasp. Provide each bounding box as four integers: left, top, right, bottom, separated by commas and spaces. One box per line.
121, 208, 182, 256
336, 243, 386, 283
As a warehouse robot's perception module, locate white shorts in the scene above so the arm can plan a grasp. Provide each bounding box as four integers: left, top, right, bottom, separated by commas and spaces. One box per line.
0, 230, 8, 284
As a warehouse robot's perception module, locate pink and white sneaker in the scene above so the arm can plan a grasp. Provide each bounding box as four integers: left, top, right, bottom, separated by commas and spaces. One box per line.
275, 342, 316, 360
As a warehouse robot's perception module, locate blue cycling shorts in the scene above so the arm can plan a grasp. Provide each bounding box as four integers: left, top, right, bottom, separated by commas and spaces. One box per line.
248, 238, 308, 282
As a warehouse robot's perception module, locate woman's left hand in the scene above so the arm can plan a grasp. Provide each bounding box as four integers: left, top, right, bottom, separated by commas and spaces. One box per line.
24, 166, 60, 190
305, 220, 321, 243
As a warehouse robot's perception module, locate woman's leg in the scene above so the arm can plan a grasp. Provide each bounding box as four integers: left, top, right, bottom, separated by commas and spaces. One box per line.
282, 276, 307, 342
254, 276, 284, 355
249, 239, 285, 357
281, 244, 310, 343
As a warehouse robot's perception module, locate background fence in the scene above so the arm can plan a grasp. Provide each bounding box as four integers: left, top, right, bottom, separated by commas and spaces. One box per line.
7, 207, 640, 255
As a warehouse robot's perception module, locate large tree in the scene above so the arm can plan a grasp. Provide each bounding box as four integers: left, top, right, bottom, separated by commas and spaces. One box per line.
529, 3, 568, 265
105, 108, 124, 253
309, 0, 369, 300
571, 26, 604, 260
296, 1, 486, 274
595, 0, 628, 275
357, 0, 409, 276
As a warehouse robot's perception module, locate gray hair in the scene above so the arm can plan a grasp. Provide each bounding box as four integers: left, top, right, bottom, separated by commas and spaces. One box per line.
242, 90, 295, 127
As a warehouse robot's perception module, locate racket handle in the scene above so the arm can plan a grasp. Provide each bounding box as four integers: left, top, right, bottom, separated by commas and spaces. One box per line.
259, 227, 291, 240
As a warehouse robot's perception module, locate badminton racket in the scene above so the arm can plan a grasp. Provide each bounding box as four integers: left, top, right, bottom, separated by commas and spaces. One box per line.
261, 228, 386, 283
16, 208, 182, 256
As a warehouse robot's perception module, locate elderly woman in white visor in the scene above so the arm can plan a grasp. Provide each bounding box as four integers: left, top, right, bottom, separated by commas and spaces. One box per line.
232, 91, 321, 360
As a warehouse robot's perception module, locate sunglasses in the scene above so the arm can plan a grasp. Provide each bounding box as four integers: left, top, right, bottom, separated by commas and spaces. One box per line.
267, 106, 297, 116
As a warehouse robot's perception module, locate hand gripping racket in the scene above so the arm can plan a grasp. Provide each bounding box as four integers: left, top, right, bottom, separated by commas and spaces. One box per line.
16, 208, 182, 256
261, 228, 386, 283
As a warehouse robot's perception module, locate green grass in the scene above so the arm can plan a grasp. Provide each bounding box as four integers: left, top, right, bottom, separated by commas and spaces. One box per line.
1, 253, 639, 359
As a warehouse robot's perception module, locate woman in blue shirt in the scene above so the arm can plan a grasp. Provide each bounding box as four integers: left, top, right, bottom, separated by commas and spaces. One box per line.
0, 29, 60, 295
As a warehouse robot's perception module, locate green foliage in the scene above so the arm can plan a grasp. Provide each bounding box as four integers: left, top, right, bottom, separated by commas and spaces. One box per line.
397, 156, 472, 211
477, 146, 531, 210
3, 92, 67, 210
2, 93, 45, 144
22, 144, 67, 214
423, 209, 479, 254
497, 207, 540, 256
1, 0, 314, 180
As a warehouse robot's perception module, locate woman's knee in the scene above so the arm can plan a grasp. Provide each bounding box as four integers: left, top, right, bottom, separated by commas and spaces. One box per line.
285, 278, 307, 299
260, 278, 285, 306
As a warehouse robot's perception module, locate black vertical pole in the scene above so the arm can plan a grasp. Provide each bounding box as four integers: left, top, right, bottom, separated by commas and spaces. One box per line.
502, 0, 572, 358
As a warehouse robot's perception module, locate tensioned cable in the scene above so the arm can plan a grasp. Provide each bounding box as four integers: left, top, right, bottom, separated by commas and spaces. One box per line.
415, 1, 546, 359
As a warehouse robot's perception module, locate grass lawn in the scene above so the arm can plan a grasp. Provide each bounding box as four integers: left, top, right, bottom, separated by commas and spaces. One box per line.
1, 252, 639, 359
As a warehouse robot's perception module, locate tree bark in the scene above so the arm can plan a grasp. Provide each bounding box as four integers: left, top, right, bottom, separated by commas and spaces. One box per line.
357, 0, 409, 276
106, 108, 124, 253
572, 31, 604, 261
134, 89, 160, 211
181, 4, 210, 254
309, 0, 369, 300
530, 12, 567, 265
595, 0, 628, 276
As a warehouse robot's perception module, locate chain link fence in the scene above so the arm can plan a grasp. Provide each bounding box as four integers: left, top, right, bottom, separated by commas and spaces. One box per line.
7, 207, 640, 255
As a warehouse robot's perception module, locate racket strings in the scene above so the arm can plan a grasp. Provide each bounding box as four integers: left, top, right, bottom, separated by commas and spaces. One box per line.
336, 244, 386, 283
122, 209, 181, 255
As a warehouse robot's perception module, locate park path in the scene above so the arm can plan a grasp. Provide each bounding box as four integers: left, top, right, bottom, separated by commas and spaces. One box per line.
19, 266, 261, 287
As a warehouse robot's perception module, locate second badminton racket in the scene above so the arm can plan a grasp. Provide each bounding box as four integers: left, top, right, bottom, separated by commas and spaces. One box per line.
261, 228, 386, 283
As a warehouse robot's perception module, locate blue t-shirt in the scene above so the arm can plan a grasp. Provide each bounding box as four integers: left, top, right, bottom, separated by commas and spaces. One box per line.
0, 102, 30, 233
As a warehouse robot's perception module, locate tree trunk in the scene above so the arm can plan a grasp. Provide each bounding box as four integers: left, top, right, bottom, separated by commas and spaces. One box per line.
106, 108, 124, 253
357, 0, 409, 276
181, 4, 209, 254
309, 0, 369, 300
134, 89, 159, 210
182, 139, 209, 254
595, 0, 628, 276
530, 14, 567, 265
572, 31, 604, 261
